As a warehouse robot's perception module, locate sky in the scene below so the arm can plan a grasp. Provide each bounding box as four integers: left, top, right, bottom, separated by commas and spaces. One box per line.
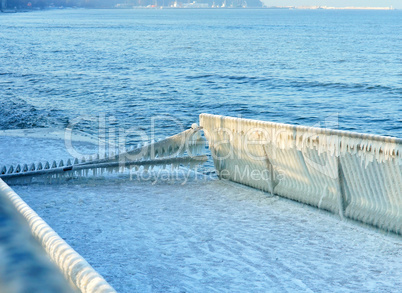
261, 0, 402, 9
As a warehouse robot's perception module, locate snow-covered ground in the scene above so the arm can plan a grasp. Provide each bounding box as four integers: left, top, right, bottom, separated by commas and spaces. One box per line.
1, 129, 402, 292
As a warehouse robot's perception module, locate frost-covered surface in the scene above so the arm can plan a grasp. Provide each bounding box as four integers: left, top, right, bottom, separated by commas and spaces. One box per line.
12, 176, 402, 292
1, 131, 402, 292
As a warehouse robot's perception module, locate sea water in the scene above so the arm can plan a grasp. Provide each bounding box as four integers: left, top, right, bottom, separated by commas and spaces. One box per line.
1, 9, 401, 142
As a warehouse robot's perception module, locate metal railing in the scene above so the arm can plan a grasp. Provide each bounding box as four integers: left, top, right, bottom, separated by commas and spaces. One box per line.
200, 113, 402, 234
0, 178, 116, 293
0, 126, 207, 185
0, 125, 207, 291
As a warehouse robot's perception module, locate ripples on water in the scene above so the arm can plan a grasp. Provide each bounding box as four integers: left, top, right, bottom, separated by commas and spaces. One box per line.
0, 9, 401, 142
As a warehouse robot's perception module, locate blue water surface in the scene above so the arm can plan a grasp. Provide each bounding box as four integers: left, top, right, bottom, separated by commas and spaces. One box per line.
0, 9, 401, 140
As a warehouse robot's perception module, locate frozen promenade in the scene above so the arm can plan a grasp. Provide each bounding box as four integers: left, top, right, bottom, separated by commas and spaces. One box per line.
11, 174, 402, 292
1, 130, 402, 292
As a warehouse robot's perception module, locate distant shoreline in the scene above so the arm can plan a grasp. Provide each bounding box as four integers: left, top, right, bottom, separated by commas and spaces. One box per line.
264, 6, 396, 10
1, 6, 399, 13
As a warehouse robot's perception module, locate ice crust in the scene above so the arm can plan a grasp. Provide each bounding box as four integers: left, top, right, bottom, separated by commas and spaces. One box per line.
12, 174, 402, 293
0, 126, 207, 185
1, 128, 401, 292
200, 114, 402, 234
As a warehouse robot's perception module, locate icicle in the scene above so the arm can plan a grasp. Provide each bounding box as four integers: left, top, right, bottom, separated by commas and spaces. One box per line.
160, 147, 165, 157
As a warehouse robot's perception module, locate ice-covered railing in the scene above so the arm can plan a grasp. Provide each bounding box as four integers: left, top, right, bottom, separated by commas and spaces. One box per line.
0, 125, 207, 184
0, 125, 207, 292
0, 178, 116, 293
200, 113, 402, 235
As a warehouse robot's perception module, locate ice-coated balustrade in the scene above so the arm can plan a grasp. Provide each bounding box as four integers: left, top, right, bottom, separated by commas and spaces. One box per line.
200, 113, 402, 234
0, 179, 116, 293
0, 125, 207, 185
0, 125, 207, 292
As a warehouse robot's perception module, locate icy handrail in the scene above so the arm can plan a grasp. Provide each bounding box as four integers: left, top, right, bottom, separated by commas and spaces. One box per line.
0, 179, 116, 293
200, 113, 402, 235
0, 127, 207, 291
78, 124, 206, 165
0, 125, 207, 184
200, 114, 401, 163
0, 155, 208, 183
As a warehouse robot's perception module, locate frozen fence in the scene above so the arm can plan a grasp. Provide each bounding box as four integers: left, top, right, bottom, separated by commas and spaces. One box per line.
0, 179, 116, 293
0, 125, 208, 291
200, 113, 402, 234
0, 125, 207, 185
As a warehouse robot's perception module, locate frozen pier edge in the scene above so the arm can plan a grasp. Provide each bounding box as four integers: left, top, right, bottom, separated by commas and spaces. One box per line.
0, 116, 401, 292
200, 113, 402, 235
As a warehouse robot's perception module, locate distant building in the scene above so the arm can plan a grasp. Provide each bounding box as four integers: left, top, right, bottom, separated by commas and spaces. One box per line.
116, 0, 261, 8
182, 1, 208, 8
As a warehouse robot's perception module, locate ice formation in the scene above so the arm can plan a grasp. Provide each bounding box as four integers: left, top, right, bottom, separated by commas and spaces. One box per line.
0, 179, 116, 293
0, 126, 207, 185
200, 113, 402, 234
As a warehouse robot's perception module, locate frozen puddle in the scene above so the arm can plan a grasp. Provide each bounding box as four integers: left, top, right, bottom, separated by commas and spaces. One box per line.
1, 131, 402, 292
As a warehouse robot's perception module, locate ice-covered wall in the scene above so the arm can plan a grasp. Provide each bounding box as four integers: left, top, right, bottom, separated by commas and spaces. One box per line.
200, 113, 402, 234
